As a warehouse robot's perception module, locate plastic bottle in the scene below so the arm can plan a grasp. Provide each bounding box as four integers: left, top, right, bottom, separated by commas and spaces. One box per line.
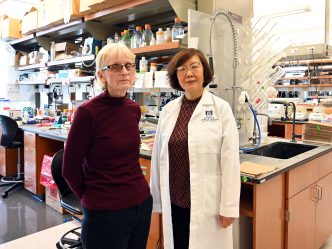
156, 28, 165, 45
139, 57, 148, 73
122, 30, 131, 48
142, 24, 153, 46
134, 26, 143, 48
150, 62, 157, 73
165, 27, 172, 43
114, 32, 120, 43
172, 17, 184, 42
150, 36, 156, 46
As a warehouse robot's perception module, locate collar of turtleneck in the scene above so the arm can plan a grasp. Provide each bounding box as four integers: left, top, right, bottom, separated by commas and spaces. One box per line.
100, 90, 127, 104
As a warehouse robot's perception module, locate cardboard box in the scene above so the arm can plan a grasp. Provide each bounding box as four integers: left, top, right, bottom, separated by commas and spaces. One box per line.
88, 0, 130, 11
45, 186, 66, 214
44, 0, 81, 26
54, 42, 80, 57
79, 0, 103, 14
37, 1, 46, 29
0, 15, 21, 39
21, 7, 38, 35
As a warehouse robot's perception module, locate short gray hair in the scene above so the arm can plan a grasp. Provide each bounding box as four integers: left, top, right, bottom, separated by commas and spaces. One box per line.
95, 43, 136, 89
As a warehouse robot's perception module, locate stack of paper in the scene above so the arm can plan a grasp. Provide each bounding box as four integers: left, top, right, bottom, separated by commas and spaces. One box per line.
303, 121, 332, 144
240, 161, 277, 177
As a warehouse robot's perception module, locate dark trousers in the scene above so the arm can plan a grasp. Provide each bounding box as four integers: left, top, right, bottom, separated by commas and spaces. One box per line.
171, 204, 190, 249
81, 195, 152, 249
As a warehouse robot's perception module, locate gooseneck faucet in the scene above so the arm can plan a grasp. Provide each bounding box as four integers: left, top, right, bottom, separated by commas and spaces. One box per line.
252, 113, 272, 145
285, 102, 302, 142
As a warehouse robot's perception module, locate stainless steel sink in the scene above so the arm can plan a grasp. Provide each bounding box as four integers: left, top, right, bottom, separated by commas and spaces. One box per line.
243, 142, 318, 159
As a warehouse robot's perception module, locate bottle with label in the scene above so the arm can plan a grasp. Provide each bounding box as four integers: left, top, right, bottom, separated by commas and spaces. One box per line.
142, 24, 153, 46
122, 30, 131, 48
172, 17, 184, 42
156, 28, 165, 45
165, 27, 172, 43
133, 26, 143, 48
139, 57, 148, 73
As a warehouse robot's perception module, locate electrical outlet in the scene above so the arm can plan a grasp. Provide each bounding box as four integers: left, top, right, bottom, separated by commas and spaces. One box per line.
307, 47, 315, 52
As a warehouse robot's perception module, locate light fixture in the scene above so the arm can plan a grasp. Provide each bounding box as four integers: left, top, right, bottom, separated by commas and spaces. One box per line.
257, 6, 312, 19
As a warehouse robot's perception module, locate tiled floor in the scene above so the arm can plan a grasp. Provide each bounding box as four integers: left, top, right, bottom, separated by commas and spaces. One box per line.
0, 184, 68, 245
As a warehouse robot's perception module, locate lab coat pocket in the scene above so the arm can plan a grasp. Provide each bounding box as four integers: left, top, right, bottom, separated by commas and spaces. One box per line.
203, 175, 222, 215
198, 138, 221, 174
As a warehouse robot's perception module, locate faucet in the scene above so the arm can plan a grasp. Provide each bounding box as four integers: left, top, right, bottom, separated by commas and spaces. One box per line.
252, 113, 272, 145
285, 102, 302, 142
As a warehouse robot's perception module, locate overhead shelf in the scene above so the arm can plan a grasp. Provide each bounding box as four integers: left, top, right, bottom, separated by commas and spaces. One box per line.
274, 84, 332, 88
131, 41, 183, 56
18, 80, 46, 85
47, 55, 95, 67
16, 63, 47, 71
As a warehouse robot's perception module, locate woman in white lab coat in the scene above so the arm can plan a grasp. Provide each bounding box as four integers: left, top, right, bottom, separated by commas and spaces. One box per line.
150, 48, 240, 249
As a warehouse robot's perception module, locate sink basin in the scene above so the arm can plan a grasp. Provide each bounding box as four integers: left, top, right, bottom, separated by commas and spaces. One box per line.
244, 142, 318, 159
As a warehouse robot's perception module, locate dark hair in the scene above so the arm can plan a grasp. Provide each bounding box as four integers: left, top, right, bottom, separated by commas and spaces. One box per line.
167, 48, 213, 91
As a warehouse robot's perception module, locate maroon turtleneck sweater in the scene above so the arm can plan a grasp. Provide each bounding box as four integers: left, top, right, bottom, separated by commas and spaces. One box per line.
63, 90, 150, 211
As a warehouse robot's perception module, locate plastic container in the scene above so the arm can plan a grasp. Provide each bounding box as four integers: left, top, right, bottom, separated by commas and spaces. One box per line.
165, 27, 172, 43
172, 17, 184, 42
139, 57, 148, 73
156, 28, 165, 45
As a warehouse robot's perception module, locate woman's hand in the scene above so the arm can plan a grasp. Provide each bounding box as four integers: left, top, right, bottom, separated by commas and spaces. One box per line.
219, 215, 235, 228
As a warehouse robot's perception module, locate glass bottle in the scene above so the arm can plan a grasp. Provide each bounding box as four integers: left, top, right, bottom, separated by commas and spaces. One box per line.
142, 24, 153, 46
122, 30, 131, 48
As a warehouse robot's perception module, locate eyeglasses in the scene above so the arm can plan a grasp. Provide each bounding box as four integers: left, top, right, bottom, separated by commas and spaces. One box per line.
101, 63, 136, 73
176, 62, 201, 75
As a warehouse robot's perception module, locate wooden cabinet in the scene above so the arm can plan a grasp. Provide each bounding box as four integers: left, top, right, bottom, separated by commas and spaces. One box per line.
0, 146, 23, 177
285, 151, 332, 249
23, 131, 63, 195
269, 121, 305, 141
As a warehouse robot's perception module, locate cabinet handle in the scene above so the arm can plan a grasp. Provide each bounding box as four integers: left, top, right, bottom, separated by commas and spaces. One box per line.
317, 185, 323, 201
311, 186, 319, 202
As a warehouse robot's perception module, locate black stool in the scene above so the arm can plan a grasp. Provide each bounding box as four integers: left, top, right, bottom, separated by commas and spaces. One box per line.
51, 149, 83, 249
0, 115, 24, 198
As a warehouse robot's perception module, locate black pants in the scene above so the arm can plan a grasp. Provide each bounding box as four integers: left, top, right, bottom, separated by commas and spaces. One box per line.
81, 195, 152, 249
171, 204, 190, 249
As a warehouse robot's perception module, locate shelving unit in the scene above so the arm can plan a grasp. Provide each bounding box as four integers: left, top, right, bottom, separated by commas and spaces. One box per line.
16, 63, 47, 71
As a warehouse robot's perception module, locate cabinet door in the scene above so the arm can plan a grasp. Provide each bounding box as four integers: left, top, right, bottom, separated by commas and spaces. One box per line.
315, 173, 332, 248
24, 161, 36, 193
286, 184, 316, 249
139, 157, 151, 183
285, 124, 304, 140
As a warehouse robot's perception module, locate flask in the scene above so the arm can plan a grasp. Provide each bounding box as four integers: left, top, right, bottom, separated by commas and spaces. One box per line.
142, 24, 153, 46
172, 17, 184, 42
156, 28, 165, 45
139, 57, 148, 73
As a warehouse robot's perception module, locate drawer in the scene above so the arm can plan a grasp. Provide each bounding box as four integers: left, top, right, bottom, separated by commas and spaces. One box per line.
24, 161, 36, 193
24, 132, 36, 148
24, 146, 36, 164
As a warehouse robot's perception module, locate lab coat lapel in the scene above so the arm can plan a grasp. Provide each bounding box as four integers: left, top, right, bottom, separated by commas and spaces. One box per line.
190, 89, 215, 121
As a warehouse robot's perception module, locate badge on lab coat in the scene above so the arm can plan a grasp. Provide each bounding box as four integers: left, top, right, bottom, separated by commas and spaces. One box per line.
202, 108, 218, 121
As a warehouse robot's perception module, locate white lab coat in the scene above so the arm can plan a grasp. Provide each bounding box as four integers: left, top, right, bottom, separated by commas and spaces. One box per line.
151, 89, 240, 249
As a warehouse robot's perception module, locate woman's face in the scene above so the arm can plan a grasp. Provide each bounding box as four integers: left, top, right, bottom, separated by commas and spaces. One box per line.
98, 55, 136, 97
176, 55, 204, 93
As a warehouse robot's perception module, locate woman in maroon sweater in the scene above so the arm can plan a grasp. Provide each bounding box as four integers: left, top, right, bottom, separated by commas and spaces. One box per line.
63, 43, 152, 249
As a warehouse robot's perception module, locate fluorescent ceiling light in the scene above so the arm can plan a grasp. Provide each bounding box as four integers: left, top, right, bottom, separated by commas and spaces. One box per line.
258, 6, 312, 18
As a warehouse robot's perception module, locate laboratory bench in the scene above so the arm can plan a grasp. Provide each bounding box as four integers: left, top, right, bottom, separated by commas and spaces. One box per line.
2, 124, 332, 249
